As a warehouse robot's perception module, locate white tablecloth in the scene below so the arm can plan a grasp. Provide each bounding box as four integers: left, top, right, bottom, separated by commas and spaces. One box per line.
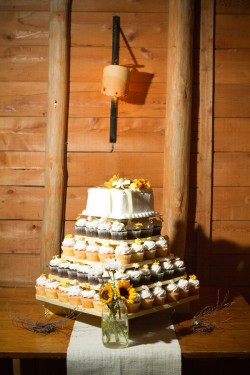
67, 311, 181, 375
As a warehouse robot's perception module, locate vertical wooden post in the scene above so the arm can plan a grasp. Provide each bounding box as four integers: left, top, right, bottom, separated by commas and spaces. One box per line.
162, 0, 194, 259
41, 0, 71, 273
197, 0, 214, 282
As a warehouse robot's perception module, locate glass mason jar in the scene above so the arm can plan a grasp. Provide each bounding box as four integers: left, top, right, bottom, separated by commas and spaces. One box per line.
101, 300, 129, 348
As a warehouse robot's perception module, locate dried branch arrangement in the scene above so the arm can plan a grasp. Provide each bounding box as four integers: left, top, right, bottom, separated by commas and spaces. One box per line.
190, 290, 233, 333
13, 310, 79, 335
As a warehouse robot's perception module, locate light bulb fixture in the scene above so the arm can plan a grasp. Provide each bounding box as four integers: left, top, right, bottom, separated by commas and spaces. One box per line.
101, 16, 130, 143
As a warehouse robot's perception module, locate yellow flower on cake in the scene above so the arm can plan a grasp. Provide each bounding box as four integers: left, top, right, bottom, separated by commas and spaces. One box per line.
103, 174, 120, 188
130, 178, 150, 190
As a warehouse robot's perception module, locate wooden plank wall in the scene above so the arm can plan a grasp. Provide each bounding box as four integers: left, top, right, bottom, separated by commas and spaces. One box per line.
210, 0, 250, 286
0, 0, 249, 288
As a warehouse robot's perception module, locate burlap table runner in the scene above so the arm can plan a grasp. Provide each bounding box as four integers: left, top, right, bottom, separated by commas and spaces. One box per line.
67, 311, 181, 375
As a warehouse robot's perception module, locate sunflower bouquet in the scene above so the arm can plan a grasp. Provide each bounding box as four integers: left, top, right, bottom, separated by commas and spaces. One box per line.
99, 259, 136, 348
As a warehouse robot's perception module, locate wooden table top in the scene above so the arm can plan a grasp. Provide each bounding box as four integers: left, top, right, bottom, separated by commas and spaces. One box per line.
0, 287, 249, 359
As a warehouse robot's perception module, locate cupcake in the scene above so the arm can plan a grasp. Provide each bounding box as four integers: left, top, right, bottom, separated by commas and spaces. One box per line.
80, 289, 96, 309
86, 242, 100, 262
152, 282, 166, 305
68, 262, 79, 280
143, 240, 156, 260
140, 219, 153, 238
73, 237, 87, 260
97, 220, 112, 239
58, 260, 70, 278
93, 292, 105, 312
140, 264, 151, 285
111, 221, 127, 240
68, 285, 82, 305
152, 217, 163, 236
35, 274, 47, 296
88, 265, 103, 286
177, 278, 189, 299
161, 260, 175, 280
173, 257, 186, 276
126, 293, 142, 313
57, 280, 71, 303
77, 264, 90, 284
98, 242, 115, 263
140, 286, 154, 309
188, 275, 200, 295
150, 261, 164, 282
75, 217, 87, 236
165, 282, 179, 302
126, 221, 142, 240
130, 239, 144, 262
114, 269, 130, 282
49, 256, 60, 276
126, 265, 142, 287
115, 242, 132, 264
85, 218, 99, 238
45, 278, 59, 299
61, 234, 75, 257
155, 236, 169, 258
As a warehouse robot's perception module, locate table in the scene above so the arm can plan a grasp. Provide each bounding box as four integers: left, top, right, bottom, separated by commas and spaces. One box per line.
0, 287, 249, 374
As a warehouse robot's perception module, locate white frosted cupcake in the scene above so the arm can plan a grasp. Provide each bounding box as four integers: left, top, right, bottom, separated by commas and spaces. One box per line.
74, 237, 87, 260
152, 282, 166, 305
155, 236, 169, 258
111, 221, 127, 240
57, 281, 71, 303
131, 239, 144, 262
68, 262, 79, 280
177, 278, 189, 298
140, 286, 154, 309
58, 260, 71, 278
49, 256, 60, 275
98, 242, 115, 263
85, 219, 99, 238
35, 274, 47, 296
80, 289, 96, 309
173, 257, 186, 276
150, 261, 164, 282
161, 260, 175, 280
68, 285, 82, 306
45, 279, 59, 300
75, 217, 87, 236
188, 275, 200, 295
86, 242, 100, 262
97, 220, 112, 239
115, 242, 132, 264
126, 293, 142, 313
143, 240, 156, 260
61, 234, 75, 256
165, 282, 179, 302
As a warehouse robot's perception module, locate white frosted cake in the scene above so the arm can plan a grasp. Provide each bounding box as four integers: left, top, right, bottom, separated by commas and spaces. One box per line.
82, 176, 159, 219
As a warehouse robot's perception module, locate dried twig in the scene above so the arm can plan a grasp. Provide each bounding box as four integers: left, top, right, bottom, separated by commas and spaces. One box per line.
190, 290, 233, 334
12, 310, 79, 335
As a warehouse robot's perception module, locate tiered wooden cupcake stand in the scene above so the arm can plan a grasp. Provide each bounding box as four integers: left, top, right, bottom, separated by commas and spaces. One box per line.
36, 235, 199, 320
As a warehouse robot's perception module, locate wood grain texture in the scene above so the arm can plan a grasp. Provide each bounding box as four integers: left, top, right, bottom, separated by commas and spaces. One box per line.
214, 153, 250, 187
214, 118, 250, 152
41, 0, 71, 274
162, 0, 194, 259
213, 187, 250, 221
0, 221, 41, 254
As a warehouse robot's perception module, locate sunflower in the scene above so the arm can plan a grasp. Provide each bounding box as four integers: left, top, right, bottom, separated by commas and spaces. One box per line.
99, 283, 114, 304
116, 280, 137, 304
